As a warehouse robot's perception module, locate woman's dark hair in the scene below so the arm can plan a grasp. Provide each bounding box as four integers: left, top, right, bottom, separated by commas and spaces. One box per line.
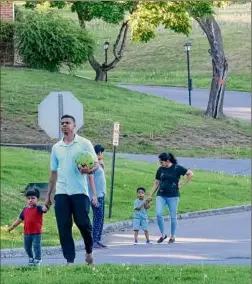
158, 152, 178, 165
94, 144, 104, 154
137, 187, 146, 193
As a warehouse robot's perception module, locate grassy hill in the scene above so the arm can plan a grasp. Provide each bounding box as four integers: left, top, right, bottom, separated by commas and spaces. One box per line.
1, 147, 250, 248
59, 3, 251, 91
1, 68, 250, 158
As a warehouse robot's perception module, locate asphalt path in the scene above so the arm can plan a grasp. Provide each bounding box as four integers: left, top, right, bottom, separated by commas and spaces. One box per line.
119, 85, 251, 122
1, 211, 250, 266
111, 153, 251, 176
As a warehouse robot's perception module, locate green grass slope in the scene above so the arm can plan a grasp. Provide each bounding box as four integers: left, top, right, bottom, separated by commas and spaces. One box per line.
1, 68, 250, 158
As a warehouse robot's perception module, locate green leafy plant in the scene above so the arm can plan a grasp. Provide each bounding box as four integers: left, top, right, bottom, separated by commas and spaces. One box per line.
15, 10, 94, 72
0, 20, 14, 63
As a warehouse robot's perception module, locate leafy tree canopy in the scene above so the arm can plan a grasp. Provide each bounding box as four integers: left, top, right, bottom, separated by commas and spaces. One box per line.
24, 1, 231, 43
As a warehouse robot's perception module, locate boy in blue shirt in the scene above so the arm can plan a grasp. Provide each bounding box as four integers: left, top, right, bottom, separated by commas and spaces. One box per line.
133, 187, 152, 244
88, 144, 107, 249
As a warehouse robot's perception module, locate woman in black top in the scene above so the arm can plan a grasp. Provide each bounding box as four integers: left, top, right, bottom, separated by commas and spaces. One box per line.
149, 152, 193, 244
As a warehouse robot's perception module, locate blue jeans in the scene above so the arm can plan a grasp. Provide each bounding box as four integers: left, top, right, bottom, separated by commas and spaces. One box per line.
91, 196, 105, 243
156, 196, 179, 237
24, 234, 41, 260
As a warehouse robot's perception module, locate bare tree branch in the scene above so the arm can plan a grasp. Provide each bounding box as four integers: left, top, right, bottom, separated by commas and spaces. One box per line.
88, 54, 101, 70
118, 21, 129, 56
113, 20, 128, 58
106, 20, 129, 70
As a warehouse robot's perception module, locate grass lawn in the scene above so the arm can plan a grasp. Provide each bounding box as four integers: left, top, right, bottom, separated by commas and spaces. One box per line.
60, 3, 251, 92
1, 68, 251, 158
1, 265, 250, 284
1, 147, 250, 248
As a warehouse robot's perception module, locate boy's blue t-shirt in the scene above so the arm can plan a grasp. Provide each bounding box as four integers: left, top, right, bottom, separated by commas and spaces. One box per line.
88, 164, 106, 198
134, 199, 148, 220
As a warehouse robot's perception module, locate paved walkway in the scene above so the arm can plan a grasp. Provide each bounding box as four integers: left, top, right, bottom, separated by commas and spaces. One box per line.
1, 212, 250, 266
119, 85, 251, 121
110, 153, 251, 176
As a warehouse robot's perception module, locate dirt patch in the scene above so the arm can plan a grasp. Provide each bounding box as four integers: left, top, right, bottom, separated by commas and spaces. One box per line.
1, 119, 250, 155
148, 126, 251, 149
1, 120, 56, 144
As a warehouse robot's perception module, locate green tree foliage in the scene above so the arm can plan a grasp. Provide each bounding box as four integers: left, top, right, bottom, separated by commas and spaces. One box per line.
26, 1, 134, 26
130, 1, 229, 42
15, 10, 94, 72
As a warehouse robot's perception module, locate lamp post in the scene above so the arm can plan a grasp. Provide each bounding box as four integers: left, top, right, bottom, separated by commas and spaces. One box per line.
184, 40, 192, 106
104, 41, 110, 82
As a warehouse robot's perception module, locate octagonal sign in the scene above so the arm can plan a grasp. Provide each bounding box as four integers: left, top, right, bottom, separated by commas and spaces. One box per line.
38, 91, 83, 139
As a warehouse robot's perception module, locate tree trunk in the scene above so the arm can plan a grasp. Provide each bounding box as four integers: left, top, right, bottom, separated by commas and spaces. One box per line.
194, 15, 228, 119
95, 67, 107, 81
74, 2, 137, 82
88, 55, 106, 82
87, 21, 129, 81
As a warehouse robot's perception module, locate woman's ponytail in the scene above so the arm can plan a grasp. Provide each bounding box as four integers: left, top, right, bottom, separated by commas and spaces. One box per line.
168, 153, 178, 165
158, 152, 178, 165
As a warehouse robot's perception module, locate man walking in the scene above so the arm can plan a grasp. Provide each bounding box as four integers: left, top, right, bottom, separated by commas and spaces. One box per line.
45, 114, 98, 265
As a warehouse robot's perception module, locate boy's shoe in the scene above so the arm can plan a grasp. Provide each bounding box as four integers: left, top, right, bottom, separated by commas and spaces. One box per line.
85, 253, 94, 265
168, 238, 175, 244
146, 240, 153, 244
28, 258, 34, 266
134, 240, 138, 245
34, 259, 41, 266
157, 235, 167, 244
97, 242, 108, 248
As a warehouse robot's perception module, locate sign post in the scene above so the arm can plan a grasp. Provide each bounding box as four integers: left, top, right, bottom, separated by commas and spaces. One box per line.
108, 122, 120, 218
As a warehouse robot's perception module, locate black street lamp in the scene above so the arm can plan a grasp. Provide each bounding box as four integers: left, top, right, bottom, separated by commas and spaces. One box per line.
184, 40, 192, 106
104, 41, 110, 82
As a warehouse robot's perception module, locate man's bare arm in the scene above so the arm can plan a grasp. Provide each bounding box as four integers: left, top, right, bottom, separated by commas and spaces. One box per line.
45, 171, 57, 207
87, 174, 98, 205
89, 161, 99, 174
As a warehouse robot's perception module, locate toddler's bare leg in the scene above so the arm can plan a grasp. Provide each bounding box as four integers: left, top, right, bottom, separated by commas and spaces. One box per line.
134, 230, 139, 242
144, 231, 150, 241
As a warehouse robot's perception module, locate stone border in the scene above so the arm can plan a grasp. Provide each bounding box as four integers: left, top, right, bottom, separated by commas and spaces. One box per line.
1, 204, 250, 259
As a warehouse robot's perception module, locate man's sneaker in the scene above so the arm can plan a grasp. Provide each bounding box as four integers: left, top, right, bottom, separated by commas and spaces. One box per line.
97, 242, 108, 249
66, 261, 74, 266
85, 253, 94, 265
28, 258, 34, 266
157, 235, 167, 244
146, 240, 153, 244
34, 259, 41, 266
168, 238, 175, 244
93, 242, 102, 249
134, 240, 138, 245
